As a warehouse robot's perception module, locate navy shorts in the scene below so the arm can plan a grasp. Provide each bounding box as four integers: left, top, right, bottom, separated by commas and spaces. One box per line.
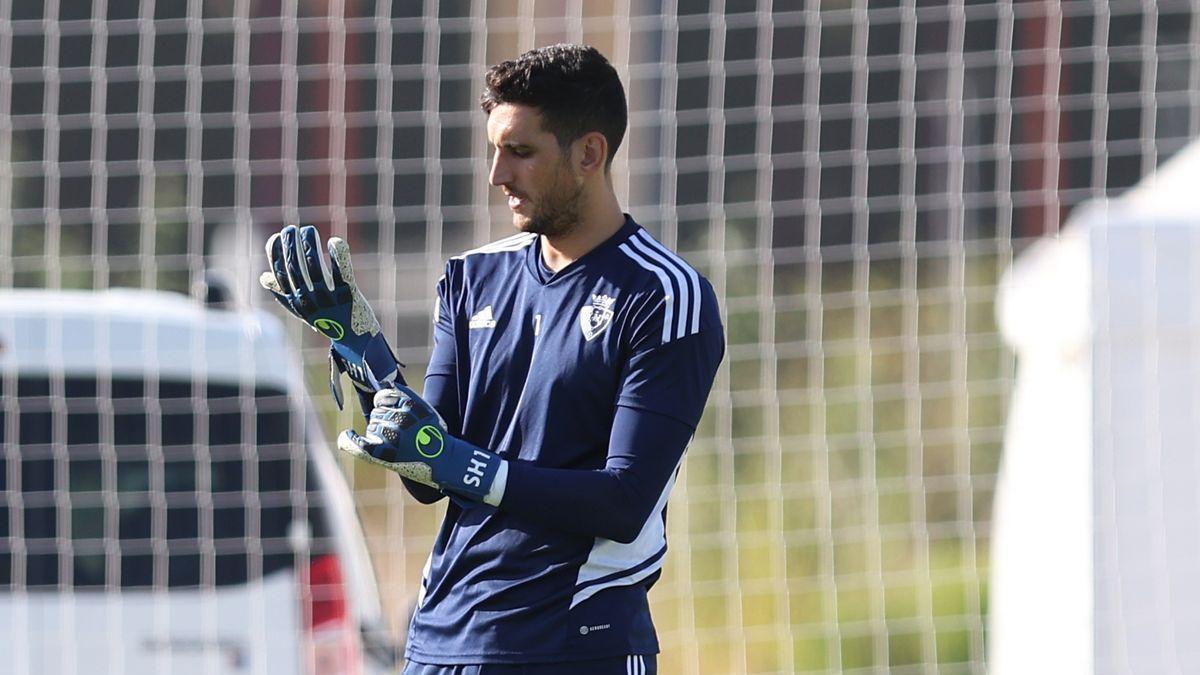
403, 654, 656, 675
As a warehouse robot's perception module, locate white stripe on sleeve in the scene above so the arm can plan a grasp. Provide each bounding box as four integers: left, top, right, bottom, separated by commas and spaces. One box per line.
618, 242, 676, 344
634, 230, 703, 336
627, 232, 692, 340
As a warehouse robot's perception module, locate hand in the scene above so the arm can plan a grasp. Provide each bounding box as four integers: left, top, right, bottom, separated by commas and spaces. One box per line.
259, 224, 401, 407
337, 387, 503, 502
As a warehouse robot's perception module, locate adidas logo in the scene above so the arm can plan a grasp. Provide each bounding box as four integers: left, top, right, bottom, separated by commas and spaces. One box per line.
469, 305, 497, 329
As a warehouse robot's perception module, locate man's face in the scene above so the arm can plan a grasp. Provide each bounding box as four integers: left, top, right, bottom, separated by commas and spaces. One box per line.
486, 103, 584, 238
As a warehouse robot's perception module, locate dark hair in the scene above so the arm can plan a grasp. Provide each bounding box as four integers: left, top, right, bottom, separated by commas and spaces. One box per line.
480, 44, 627, 169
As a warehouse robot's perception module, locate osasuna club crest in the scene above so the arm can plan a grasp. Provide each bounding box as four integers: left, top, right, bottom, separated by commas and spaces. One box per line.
579, 293, 616, 341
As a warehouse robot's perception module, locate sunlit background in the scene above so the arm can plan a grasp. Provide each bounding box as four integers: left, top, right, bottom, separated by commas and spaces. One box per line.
5, 2, 1200, 673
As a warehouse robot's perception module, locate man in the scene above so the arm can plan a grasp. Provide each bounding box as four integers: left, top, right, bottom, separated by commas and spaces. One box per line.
262, 44, 723, 674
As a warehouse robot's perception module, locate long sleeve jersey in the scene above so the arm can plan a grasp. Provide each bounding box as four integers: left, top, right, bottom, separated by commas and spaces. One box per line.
404, 216, 724, 665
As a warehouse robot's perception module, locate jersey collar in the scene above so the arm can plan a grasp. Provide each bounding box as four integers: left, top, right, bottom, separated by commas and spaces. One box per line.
524, 214, 641, 285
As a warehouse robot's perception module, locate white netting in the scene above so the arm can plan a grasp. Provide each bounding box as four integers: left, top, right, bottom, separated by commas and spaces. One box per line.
4, 2, 1200, 674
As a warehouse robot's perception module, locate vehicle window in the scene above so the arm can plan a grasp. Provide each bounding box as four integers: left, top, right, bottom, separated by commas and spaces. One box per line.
0, 375, 332, 589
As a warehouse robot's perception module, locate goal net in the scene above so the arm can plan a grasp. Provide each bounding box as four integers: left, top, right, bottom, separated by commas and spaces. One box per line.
3, 2, 1199, 673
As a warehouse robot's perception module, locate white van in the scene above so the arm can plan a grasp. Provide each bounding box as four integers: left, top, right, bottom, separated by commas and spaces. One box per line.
0, 287, 397, 675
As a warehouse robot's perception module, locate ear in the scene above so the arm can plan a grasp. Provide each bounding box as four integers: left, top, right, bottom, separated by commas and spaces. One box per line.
574, 131, 608, 177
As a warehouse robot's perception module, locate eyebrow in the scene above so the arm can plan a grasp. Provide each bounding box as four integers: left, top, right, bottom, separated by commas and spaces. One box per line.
490, 141, 535, 157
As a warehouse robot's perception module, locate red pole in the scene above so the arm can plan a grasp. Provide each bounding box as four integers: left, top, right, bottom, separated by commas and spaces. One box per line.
1015, 0, 1068, 238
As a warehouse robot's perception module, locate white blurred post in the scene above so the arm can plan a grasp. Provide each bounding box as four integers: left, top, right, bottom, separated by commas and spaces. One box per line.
993, 139, 1200, 675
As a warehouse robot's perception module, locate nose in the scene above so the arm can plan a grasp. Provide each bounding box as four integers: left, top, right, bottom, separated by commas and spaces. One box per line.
489, 150, 509, 187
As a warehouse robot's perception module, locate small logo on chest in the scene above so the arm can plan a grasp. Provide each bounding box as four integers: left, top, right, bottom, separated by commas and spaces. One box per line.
469, 305, 497, 329
579, 294, 616, 341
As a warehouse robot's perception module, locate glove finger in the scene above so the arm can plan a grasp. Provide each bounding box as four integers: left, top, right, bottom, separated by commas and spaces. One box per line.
396, 385, 438, 420
337, 429, 390, 467
336, 429, 368, 458
282, 225, 314, 293
368, 406, 402, 427
339, 427, 392, 455
300, 225, 336, 306
260, 238, 303, 318
265, 232, 293, 296
373, 386, 404, 409
258, 270, 282, 294
327, 237, 356, 287
263, 283, 303, 318
348, 424, 404, 465
281, 225, 318, 315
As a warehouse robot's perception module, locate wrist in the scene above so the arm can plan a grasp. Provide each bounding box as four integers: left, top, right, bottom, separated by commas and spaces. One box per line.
438, 437, 505, 502
327, 334, 402, 412
332, 332, 400, 389
482, 461, 508, 506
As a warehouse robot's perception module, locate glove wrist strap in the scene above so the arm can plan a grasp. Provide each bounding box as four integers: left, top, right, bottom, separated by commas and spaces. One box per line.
440, 437, 504, 503
327, 333, 403, 412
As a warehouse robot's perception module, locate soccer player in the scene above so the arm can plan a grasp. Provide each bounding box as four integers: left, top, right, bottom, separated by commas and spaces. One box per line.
262, 44, 724, 674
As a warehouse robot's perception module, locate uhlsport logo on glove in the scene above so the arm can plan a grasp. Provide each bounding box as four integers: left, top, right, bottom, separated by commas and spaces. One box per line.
415, 425, 445, 458
314, 318, 345, 340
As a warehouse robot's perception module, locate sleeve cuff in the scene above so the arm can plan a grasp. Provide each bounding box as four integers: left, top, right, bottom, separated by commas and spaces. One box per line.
483, 459, 509, 507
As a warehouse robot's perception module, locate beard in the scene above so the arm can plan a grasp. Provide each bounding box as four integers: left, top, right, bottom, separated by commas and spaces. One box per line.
514, 166, 585, 238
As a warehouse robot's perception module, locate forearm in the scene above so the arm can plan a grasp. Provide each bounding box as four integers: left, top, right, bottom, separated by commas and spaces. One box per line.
344, 389, 695, 527
500, 463, 663, 543
496, 407, 694, 543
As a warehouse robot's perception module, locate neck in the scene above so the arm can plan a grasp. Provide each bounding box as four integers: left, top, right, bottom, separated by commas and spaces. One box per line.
540, 187, 625, 272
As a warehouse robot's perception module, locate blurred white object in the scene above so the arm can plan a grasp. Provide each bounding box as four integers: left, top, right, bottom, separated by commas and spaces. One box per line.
0, 288, 396, 675
992, 139, 1200, 675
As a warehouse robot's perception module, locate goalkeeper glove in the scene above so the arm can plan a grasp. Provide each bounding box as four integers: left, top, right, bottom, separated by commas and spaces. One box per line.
337, 387, 505, 504
259, 224, 402, 410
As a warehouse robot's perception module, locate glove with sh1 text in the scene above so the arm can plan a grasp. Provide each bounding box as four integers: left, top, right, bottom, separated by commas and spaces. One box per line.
259, 224, 402, 410
337, 387, 504, 503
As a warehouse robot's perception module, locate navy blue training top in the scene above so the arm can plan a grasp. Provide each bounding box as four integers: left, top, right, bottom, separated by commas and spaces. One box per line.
405, 215, 724, 664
